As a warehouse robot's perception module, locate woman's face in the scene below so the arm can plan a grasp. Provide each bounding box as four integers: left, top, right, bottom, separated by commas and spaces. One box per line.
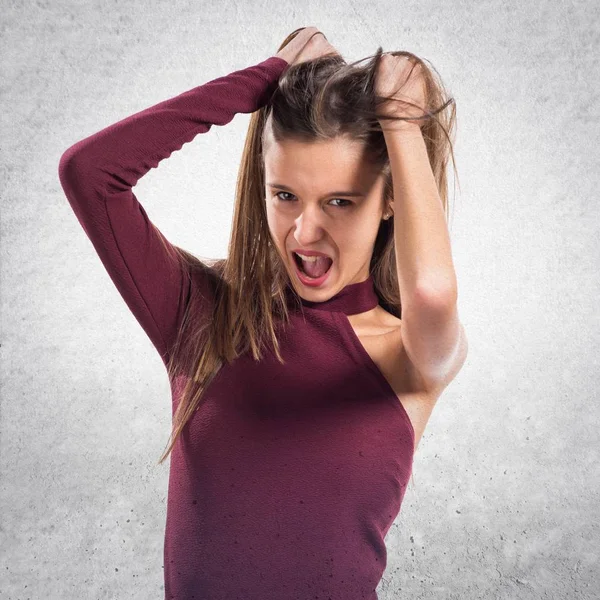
263, 134, 392, 300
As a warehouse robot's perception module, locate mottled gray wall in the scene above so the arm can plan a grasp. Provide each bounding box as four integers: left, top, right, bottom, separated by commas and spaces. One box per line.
2, 0, 598, 598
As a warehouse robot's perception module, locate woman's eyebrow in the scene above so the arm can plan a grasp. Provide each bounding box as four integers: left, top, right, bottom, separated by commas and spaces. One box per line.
266, 182, 365, 197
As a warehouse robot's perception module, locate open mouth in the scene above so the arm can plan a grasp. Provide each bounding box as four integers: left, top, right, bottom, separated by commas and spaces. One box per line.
292, 251, 334, 280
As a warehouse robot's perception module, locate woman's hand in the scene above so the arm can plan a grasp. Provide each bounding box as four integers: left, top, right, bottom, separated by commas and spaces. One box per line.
275, 26, 341, 67
375, 53, 428, 131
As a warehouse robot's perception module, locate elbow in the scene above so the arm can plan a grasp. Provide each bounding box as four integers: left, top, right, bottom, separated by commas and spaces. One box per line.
413, 277, 457, 312
58, 145, 83, 185
58, 136, 97, 185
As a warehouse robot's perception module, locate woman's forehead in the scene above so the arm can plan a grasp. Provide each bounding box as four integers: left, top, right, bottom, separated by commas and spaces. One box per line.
264, 138, 378, 183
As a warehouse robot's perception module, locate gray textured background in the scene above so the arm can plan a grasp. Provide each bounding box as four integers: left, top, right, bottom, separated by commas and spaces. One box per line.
1, 0, 599, 598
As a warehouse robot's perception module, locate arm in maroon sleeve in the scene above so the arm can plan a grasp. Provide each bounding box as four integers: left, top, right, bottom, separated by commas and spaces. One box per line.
58, 55, 289, 368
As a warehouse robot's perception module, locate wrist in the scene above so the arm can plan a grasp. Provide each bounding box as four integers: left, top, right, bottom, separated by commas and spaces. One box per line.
379, 120, 423, 137
274, 48, 294, 65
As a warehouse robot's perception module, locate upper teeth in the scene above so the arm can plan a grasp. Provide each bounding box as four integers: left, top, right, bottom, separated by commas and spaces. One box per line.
296, 252, 327, 262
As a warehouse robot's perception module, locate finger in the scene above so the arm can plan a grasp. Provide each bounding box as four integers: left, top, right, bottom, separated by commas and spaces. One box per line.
307, 30, 327, 44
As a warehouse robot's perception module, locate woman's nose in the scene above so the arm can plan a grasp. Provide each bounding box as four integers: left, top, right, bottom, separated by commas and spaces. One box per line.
293, 209, 326, 244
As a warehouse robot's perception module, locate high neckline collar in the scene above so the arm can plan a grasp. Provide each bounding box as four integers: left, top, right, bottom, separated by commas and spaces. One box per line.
285, 274, 379, 316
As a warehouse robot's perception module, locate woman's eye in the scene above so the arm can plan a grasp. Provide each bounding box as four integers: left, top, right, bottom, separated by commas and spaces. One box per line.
330, 198, 352, 208
275, 191, 295, 202
274, 192, 352, 208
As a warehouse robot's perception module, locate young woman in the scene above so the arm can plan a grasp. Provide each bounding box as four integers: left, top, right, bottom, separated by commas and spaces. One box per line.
59, 25, 467, 600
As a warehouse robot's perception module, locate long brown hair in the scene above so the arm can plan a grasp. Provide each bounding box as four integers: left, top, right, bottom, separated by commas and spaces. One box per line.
157, 30, 458, 465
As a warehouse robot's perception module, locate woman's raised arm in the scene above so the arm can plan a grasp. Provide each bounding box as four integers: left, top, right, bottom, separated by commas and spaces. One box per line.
58, 55, 288, 368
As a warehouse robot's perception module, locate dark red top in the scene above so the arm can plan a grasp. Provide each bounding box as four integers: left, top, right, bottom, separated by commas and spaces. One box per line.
59, 55, 415, 600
